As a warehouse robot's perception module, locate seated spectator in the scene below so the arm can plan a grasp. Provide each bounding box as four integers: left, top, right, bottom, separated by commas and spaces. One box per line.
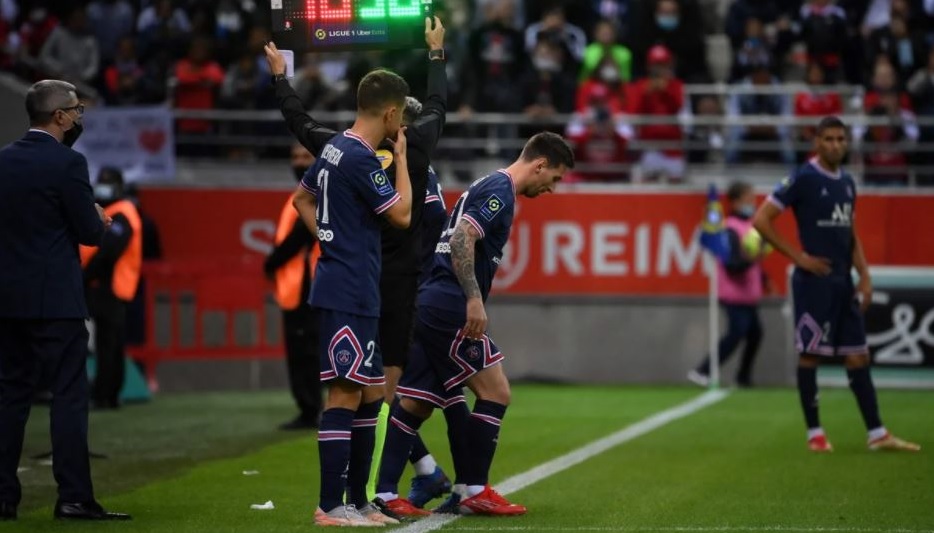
524, 4, 587, 67
907, 46, 934, 184
579, 18, 632, 82
520, 38, 577, 121
724, 0, 791, 51
794, 62, 842, 159
565, 107, 630, 182
38, 6, 100, 85
87, 0, 135, 65
138, 47, 173, 104
632, 0, 710, 82
797, 0, 848, 83
624, 45, 686, 181
576, 53, 627, 115
685, 94, 724, 164
862, 106, 911, 185
864, 58, 914, 114
104, 36, 144, 105
0, 12, 19, 70
18, 2, 58, 64
867, 13, 926, 84
725, 54, 794, 166
582, 0, 633, 42
137, 0, 192, 60
462, 0, 526, 114
293, 53, 337, 111
729, 17, 793, 82
173, 36, 224, 136
221, 50, 266, 109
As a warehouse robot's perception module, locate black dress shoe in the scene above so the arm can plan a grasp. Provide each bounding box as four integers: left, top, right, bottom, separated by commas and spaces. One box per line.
0, 502, 16, 520
278, 415, 319, 431
54, 501, 131, 520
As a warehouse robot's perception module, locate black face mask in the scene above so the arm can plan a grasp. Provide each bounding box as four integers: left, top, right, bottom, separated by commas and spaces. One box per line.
62, 121, 83, 148
292, 166, 308, 182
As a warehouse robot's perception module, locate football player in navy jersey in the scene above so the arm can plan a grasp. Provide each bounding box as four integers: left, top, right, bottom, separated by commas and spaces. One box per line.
290, 66, 413, 526
374, 132, 574, 517
754, 116, 919, 454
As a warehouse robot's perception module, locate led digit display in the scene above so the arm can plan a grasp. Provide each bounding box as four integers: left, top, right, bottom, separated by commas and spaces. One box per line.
272, 0, 433, 52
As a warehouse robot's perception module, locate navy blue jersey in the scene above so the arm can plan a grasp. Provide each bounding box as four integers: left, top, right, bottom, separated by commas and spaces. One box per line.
301, 131, 401, 317
768, 158, 857, 279
419, 166, 447, 283
420, 170, 516, 313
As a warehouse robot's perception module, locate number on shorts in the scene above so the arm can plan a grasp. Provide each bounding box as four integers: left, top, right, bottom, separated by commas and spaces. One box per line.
364, 341, 376, 368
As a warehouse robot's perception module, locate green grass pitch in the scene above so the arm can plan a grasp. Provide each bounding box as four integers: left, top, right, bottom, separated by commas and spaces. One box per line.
8, 385, 934, 532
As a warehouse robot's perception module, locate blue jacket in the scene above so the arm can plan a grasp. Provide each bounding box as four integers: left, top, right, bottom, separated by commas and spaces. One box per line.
0, 130, 104, 319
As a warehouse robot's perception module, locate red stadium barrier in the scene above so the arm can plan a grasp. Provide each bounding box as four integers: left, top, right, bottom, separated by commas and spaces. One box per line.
135, 256, 282, 387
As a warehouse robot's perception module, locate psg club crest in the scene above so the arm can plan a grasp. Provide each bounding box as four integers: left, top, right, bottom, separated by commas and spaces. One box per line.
336, 349, 354, 365
465, 344, 482, 362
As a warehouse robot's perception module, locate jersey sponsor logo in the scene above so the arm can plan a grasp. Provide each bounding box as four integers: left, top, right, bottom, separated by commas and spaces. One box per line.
317, 228, 335, 241
435, 241, 451, 254
375, 149, 393, 170
480, 194, 504, 221
817, 202, 853, 227
370, 169, 394, 196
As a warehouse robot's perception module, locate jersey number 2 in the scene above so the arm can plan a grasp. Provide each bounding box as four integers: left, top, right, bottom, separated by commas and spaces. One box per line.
364, 341, 376, 368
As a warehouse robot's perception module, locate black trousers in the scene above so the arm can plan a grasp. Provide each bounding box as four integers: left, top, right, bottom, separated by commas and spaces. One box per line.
282, 304, 322, 422
0, 319, 94, 505
697, 303, 763, 384
88, 289, 127, 408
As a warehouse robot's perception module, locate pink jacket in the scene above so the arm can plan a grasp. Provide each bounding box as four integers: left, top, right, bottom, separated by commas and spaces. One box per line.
716, 216, 764, 305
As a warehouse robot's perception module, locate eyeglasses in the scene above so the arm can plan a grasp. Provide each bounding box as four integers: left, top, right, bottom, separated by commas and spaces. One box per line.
58, 104, 85, 116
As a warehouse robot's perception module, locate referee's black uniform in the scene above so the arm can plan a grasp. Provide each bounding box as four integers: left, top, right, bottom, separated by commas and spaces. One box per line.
273, 52, 448, 370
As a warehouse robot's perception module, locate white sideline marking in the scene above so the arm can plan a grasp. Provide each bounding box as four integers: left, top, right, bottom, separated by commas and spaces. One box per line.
432, 525, 934, 533
394, 390, 730, 533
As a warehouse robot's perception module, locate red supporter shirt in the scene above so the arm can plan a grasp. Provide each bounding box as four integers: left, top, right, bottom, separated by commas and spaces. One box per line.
625, 78, 684, 156
174, 59, 225, 134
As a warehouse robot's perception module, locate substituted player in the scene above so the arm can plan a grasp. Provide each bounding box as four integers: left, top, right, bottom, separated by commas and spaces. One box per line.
375, 132, 574, 517
754, 116, 920, 453
291, 69, 412, 526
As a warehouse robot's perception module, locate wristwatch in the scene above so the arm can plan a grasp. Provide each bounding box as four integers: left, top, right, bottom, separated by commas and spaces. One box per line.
428, 49, 445, 61
272, 73, 287, 84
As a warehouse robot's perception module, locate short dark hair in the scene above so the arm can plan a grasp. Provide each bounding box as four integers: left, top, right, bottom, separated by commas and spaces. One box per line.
356, 69, 409, 114
98, 166, 125, 186
520, 131, 575, 169
726, 181, 752, 202
816, 116, 847, 135
25, 80, 77, 126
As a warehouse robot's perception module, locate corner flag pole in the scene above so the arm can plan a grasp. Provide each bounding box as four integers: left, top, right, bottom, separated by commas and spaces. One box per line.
708, 258, 719, 390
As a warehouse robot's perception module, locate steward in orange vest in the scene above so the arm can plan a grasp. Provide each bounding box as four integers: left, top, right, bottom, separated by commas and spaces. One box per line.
80, 167, 141, 410
263, 143, 322, 430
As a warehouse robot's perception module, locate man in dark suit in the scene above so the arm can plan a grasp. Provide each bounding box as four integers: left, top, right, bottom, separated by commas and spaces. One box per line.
0, 80, 131, 521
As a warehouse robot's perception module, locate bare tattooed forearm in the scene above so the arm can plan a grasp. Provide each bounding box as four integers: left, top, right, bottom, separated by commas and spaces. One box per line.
450, 219, 482, 299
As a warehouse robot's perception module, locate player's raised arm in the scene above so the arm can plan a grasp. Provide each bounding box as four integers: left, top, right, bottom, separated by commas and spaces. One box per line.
265, 41, 336, 157
407, 17, 448, 156
753, 201, 830, 276
449, 219, 487, 339
382, 127, 412, 229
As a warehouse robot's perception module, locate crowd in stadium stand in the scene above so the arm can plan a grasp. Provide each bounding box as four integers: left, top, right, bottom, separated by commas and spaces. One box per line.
2, 0, 934, 183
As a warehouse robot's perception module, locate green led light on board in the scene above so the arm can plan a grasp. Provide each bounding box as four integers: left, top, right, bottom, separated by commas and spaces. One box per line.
357, 0, 426, 19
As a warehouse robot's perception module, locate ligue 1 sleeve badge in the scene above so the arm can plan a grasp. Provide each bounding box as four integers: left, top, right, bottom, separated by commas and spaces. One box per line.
481, 195, 503, 221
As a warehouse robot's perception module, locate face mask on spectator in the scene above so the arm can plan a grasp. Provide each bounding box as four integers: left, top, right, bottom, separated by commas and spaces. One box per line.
656, 15, 679, 30
534, 56, 561, 73
599, 66, 620, 83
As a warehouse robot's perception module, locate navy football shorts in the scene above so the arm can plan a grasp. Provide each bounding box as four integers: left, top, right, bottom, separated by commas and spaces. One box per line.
792, 272, 868, 357
397, 305, 503, 408
319, 309, 385, 386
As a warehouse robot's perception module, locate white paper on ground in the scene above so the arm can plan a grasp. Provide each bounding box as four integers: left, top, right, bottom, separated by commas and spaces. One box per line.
242, 470, 260, 476
16, 467, 28, 473
250, 501, 275, 510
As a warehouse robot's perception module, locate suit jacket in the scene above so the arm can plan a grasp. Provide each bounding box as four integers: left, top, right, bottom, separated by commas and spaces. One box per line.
0, 130, 104, 319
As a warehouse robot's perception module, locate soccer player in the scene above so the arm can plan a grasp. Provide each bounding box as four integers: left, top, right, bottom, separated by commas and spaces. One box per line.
375, 132, 575, 516
291, 68, 412, 526
753, 116, 920, 453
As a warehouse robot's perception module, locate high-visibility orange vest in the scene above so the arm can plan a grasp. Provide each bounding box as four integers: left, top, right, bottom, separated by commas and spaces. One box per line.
274, 194, 319, 310
79, 199, 143, 301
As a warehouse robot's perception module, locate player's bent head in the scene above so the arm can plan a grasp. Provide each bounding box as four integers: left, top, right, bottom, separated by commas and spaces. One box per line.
519, 132, 575, 197
816, 116, 847, 136
357, 69, 409, 133
25, 79, 78, 127
402, 96, 423, 126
